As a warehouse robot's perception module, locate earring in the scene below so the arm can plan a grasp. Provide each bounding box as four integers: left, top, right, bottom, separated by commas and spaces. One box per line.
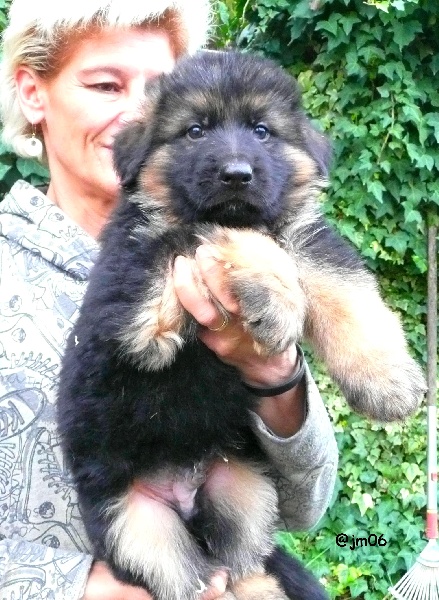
24, 124, 43, 158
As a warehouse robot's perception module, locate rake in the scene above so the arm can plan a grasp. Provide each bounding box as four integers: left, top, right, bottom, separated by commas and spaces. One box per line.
388, 214, 438, 600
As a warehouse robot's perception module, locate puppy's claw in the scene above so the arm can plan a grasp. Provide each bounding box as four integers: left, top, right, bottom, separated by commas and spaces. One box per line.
237, 284, 305, 355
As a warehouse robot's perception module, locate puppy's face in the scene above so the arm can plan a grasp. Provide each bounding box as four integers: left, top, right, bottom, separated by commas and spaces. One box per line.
114, 51, 331, 227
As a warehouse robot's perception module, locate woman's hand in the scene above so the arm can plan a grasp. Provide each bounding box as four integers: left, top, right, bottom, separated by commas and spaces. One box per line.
82, 562, 228, 600
173, 246, 306, 438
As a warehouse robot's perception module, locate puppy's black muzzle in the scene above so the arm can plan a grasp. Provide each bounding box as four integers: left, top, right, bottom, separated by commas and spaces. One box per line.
219, 161, 253, 189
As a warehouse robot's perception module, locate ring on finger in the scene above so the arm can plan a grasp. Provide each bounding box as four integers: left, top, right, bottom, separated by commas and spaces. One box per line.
207, 314, 229, 332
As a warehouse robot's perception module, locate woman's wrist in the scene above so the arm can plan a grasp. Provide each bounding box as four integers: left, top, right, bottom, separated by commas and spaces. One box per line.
242, 345, 305, 397
239, 343, 301, 387
241, 344, 308, 438
254, 378, 307, 438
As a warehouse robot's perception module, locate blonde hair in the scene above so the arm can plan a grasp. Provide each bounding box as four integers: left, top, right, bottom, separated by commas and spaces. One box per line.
0, 0, 212, 159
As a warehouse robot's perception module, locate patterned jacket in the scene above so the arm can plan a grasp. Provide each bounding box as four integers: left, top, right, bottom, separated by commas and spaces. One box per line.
0, 180, 338, 599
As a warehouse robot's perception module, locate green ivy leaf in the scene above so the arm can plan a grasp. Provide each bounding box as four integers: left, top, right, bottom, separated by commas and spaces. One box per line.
366, 180, 386, 202
15, 158, 49, 180
349, 578, 369, 597
0, 162, 12, 179
340, 14, 361, 35
392, 20, 423, 50
403, 462, 423, 483
315, 15, 340, 37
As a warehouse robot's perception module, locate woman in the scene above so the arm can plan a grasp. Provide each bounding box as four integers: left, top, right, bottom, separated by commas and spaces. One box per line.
0, 0, 338, 598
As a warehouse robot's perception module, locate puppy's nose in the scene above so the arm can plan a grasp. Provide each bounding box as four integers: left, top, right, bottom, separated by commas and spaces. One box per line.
219, 161, 253, 187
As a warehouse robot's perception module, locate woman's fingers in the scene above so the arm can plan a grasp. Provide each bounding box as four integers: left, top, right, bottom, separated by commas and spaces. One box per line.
194, 245, 240, 315
173, 249, 239, 331
173, 255, 223, 328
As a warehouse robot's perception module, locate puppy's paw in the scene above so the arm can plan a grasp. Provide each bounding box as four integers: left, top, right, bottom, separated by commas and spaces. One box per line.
339, 354, 426, 422
203, 228, 306, 355
235, 280, 305, 355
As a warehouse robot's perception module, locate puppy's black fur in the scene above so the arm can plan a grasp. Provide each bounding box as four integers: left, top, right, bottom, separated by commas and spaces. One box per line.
58, 51, 424, 600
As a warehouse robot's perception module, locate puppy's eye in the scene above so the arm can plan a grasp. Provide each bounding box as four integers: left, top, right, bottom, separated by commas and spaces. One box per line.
186, 124, 205, 140
253, 124, 270, 141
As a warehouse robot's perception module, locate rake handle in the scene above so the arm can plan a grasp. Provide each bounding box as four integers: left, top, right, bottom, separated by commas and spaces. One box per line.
426, 219, 438, 539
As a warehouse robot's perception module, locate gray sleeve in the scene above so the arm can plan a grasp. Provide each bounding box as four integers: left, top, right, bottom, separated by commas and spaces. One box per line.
0, 539, 93, 600
249, 363, 338, 531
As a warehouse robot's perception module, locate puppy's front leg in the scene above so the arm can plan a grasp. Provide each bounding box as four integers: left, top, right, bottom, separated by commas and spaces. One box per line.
119, 258, 189, 371
300, 260, 425, 421
200, 227, 307, 356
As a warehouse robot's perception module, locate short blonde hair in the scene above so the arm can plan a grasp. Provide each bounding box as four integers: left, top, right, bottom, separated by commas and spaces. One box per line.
0, 0, 211, 159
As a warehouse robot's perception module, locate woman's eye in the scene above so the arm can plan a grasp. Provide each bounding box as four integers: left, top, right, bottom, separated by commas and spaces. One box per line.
253, 123, 270, 141
91, 82, 121, 93
186, 124, 205, 140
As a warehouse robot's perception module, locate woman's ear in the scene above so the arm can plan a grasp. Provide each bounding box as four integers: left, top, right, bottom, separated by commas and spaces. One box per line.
14, 66, 46, 125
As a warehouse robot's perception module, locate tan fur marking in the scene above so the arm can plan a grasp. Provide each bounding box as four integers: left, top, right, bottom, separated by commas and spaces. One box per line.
161, 92, 210, 138
232, 92, 280, 117
204, 458, 278, 578
282, 146, 318, 185
303, 267, 400, 374
205, 458, 276, 513
105, 489, 205, 600
120, 261, 186, 370
228, 573, 288, 600
202, 228, 303, 302
283, 176, 327, 217
139, 147, 173, 206
156, 264, 186, 337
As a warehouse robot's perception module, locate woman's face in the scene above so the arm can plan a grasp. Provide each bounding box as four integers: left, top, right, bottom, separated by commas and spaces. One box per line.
38, 28, 175, 206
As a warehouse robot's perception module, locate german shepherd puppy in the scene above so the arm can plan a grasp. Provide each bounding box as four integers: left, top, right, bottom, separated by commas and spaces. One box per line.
57, 51, 425, 600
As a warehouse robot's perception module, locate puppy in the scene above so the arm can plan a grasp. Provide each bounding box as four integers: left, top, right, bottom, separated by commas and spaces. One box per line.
57, 51, 425, 600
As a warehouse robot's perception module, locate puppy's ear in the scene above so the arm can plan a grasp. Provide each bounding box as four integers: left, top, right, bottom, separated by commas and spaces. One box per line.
113, 121, 152, 188
113, 77, 164, 188
301, 119, 332, 178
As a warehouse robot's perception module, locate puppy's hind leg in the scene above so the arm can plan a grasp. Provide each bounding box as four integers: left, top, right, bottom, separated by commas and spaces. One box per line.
195, 458, 278, 581
301, 262, 426, 421
105, 484, 218, 600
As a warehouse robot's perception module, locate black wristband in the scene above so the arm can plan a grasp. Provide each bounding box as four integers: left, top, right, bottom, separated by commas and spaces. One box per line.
242, 344, 306, 397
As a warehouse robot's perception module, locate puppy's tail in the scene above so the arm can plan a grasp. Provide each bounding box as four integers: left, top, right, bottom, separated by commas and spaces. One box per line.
265, 546, 329, 600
